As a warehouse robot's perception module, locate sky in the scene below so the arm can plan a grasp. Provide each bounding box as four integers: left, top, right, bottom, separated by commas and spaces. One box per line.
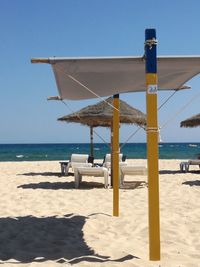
1, 0, 200, 144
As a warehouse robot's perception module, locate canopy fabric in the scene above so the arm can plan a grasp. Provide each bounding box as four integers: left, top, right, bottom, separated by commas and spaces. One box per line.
45, 56, 200, 100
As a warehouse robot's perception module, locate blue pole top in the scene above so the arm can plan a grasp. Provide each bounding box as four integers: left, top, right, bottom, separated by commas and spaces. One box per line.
145, 28, 157, 74
113, 94, 119, 98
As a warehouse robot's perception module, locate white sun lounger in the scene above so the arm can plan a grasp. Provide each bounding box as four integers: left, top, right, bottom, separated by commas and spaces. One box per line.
103, 153, 127, 169
60, 154, 92, 175
74, 166, 109, 189
120, 165, 147, 185
180, 160, 200, 172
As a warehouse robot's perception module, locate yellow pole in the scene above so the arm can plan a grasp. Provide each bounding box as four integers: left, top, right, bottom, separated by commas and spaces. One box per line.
112, 94, 120, 216
145, 29, 161, 260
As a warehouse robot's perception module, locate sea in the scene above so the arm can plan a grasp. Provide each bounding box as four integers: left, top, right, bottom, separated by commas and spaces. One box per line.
0, 143, 200, 162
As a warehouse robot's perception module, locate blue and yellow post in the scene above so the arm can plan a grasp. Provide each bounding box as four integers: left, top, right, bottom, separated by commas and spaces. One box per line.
145, 28, 161, 260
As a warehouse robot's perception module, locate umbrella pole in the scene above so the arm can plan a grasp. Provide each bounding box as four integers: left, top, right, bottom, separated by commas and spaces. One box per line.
145, 28, 160, 260
112, 94, 119, 217
90, 126, 94, 158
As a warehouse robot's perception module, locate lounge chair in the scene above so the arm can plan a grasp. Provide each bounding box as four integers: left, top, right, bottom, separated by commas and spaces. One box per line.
180, 160, 200, 172
60, 154, 92, 175
74, 166, 109, 189
103, 153, 127, 169
120, 164, 147, 186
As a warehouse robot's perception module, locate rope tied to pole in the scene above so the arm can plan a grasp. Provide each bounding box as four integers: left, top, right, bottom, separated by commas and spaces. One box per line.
146, 127, 158, 132
144, 38, 158, 49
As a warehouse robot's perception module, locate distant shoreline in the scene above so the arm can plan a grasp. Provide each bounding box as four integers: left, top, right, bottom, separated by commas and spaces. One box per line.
0, 143, 200, 162
1, 142, 200, 145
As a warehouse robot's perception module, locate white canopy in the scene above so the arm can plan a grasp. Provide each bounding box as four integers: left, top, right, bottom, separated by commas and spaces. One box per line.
32, 56, 200, 100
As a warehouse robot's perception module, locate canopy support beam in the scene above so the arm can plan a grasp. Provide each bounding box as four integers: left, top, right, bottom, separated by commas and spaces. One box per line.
145, 28, 161, 261
31, 58, 50, 64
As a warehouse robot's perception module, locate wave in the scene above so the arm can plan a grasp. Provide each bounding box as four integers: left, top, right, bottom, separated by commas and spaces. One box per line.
188, 144, 198, 147
16, 155, 24, 158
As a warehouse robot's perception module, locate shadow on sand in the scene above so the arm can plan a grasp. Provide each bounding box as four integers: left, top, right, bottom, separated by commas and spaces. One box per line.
182, 180, 200, 186
18, 181, 105, 190
159, 170, 181, 175
19, 172, 73, 177
18, 180, 147, 190
0, 214, 137, 264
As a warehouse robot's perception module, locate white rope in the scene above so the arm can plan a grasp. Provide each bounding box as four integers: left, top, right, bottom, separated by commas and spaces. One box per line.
53, 64, 150, 148
55, 64, 119, 112
55, 64, 149, 148
120, 89, 188, 146
59, 99, 111, 147
61, 99, 79, 114
120, 89, 180, 147
67, 74, 119, 112
144, 38, 158, 49
56, 63, 196, 147
54, 64, 152, 146
54, 61, 200, 145
92, 130, 111, 148
120, 126, 144, 149
47, 94, 111, 146
160, 91, 200, 129
158, 90, 179, 110
157, 89, 180, 142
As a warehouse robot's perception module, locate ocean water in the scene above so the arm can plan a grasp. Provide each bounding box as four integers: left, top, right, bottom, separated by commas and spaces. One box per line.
0, 143, 200, 162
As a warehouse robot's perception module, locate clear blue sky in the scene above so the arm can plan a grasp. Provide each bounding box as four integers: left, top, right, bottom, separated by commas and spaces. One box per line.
1, 0, 200, 144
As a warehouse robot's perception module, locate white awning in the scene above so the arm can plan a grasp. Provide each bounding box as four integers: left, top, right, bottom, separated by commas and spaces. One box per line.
32, 56, 200, 100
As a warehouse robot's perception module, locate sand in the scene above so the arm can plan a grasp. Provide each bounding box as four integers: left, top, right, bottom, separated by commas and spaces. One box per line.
0, 159, 199, 267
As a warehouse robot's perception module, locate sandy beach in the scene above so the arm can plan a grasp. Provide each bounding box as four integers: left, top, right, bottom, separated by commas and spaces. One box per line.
0, 159, 199, 267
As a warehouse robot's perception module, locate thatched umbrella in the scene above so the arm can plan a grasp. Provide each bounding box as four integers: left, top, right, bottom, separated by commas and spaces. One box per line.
58, 97, 146, 157
180, 113, 200, 128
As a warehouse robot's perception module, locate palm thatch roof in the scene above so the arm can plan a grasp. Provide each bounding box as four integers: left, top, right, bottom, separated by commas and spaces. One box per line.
180, 113, 200, 128
58, 97, 146, 127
